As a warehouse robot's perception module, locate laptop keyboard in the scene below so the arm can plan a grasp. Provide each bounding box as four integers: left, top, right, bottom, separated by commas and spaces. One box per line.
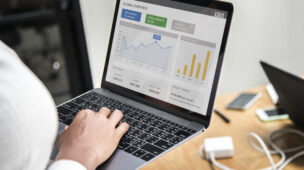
57, 91, 197, 161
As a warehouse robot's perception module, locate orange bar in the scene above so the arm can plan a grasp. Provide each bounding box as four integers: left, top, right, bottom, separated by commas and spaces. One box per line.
202, 51, 211, 81
177, 69, 181, 74
195, 62, 202, 79
183, 65, 188, 75
189, 54, 196, 77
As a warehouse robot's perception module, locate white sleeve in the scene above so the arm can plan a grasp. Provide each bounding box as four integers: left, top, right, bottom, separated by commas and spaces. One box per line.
48, 160, 87, 170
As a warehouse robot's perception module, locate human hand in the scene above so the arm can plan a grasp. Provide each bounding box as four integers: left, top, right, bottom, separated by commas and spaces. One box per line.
55, 108, 129, 170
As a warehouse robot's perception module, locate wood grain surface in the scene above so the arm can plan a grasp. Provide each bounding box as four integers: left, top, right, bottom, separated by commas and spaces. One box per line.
141, 86, 304, 170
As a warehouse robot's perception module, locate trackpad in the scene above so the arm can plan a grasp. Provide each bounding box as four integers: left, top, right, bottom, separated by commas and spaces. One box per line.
97, 150, 145, 170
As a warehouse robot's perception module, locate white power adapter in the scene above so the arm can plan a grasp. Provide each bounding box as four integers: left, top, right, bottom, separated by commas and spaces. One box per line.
203, 136, 234, 160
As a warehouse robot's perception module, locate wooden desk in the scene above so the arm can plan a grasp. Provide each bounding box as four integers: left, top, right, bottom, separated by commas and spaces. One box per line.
142, 86, 304, 170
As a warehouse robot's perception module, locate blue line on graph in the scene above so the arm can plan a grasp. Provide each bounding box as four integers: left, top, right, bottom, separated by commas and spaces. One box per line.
121, 36, 172, 50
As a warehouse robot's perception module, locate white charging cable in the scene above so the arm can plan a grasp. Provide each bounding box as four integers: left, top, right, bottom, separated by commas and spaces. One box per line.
248, 133, 277, 169
248, 128, 304, 170
249, 129, 304, 154
278, 150, 304, 170
209, 152, 233, 170
199, 128, 304, 170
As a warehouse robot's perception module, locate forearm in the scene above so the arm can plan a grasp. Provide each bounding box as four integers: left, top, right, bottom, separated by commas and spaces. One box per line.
55, 146, 97, 170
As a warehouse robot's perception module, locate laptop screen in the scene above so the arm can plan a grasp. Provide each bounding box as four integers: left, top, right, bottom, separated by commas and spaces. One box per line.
105, 0, 229, 117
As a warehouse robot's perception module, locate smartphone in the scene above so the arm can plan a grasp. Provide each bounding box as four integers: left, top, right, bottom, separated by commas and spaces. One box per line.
226, 93, 261, 110
256, 107, 289, 122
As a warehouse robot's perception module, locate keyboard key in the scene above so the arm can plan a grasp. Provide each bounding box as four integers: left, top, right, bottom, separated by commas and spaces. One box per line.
177, 125, 184, 129
66, 111, 77, 118
121, 136, 132, 143
125, 146, 138, 154
124, 117, 133, 124
175, 130, 191, 139
142, 117, 154, 124
134, 115, 145, 121
81, 93, 93, 100
158, 124, 170, 130
137, 124, 148, 130
169, 136, 183, 144
145, 136, 158, 143
181, 126, 188, 131
63, 102, 78, 110
72, 98, 86, 104
166, 127, 179, 133
141, 153, 155, 161
127, 112, 136, 118
81, 101, 92, 106
138, 133, 150, 140
133, 150, 146, 157
90, 96, 99, 103
150, 120, 162, 127
130, 120, 141, 127
132, 140, 146, 147
154, 116, 161, 121
58, 114, 67, 122
186, 128, 197, 134
161, 134, 174, 141
154, 140, 173, 149
143, 112, 152, 117
145, 127, 157, 133
118, 142, 129, 150
141, 143, 164, 155
73, 105, 85, 112
132, 112, 139, 117
152, 130, 167, 137
96, 99, 106, 106
170, 122, 178, 126
149, 114, 156, 118
86, 103, 100, 112
57, 107, 72, 115
131, 130, 142, 137
162, 119, 171, 124
123, 109, 132, 115
64, 118, 73, 125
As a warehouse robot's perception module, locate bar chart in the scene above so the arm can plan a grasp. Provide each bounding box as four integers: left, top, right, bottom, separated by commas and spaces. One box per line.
175, 36, 215, 85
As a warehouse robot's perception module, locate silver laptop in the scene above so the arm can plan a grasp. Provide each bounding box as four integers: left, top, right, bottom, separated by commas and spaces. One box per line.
55, 0, 233, 169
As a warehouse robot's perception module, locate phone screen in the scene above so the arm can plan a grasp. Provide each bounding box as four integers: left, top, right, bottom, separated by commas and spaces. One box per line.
265, 107, 286, 116
228, 93, 258, 108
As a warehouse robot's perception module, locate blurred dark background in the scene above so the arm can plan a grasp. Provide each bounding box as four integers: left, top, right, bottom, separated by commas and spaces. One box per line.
0, 0, 93, 105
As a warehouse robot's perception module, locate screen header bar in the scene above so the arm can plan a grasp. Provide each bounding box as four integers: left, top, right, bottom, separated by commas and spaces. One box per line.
136, 0, 228, 19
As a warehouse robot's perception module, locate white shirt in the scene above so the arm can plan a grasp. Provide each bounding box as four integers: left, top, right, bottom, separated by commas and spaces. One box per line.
0, 41, 86, 170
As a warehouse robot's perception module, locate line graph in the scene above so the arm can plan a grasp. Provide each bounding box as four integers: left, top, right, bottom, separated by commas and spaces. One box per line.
121, 36, 172, 51
119, 36, 172, 69
114, 21, 178, 71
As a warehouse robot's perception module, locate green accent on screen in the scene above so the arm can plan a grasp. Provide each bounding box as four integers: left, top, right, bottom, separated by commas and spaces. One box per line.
145, 14, 167, 28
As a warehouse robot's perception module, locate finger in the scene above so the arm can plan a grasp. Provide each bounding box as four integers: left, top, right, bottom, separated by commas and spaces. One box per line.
98, 107, 111, 117
115, 122, 129, 139
64, 126, 69, 131
75, 109, 95, 120
109, 109, 123, 125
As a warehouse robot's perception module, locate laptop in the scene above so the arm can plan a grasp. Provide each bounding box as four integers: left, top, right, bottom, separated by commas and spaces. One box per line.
56, 0, 233, 169
261, 61, 304, 129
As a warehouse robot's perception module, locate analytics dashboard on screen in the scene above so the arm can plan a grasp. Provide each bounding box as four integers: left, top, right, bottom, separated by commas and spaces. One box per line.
106, 0, 227, 116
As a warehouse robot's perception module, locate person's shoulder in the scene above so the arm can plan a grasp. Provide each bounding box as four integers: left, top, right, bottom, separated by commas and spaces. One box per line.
0, 41, 19, 59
